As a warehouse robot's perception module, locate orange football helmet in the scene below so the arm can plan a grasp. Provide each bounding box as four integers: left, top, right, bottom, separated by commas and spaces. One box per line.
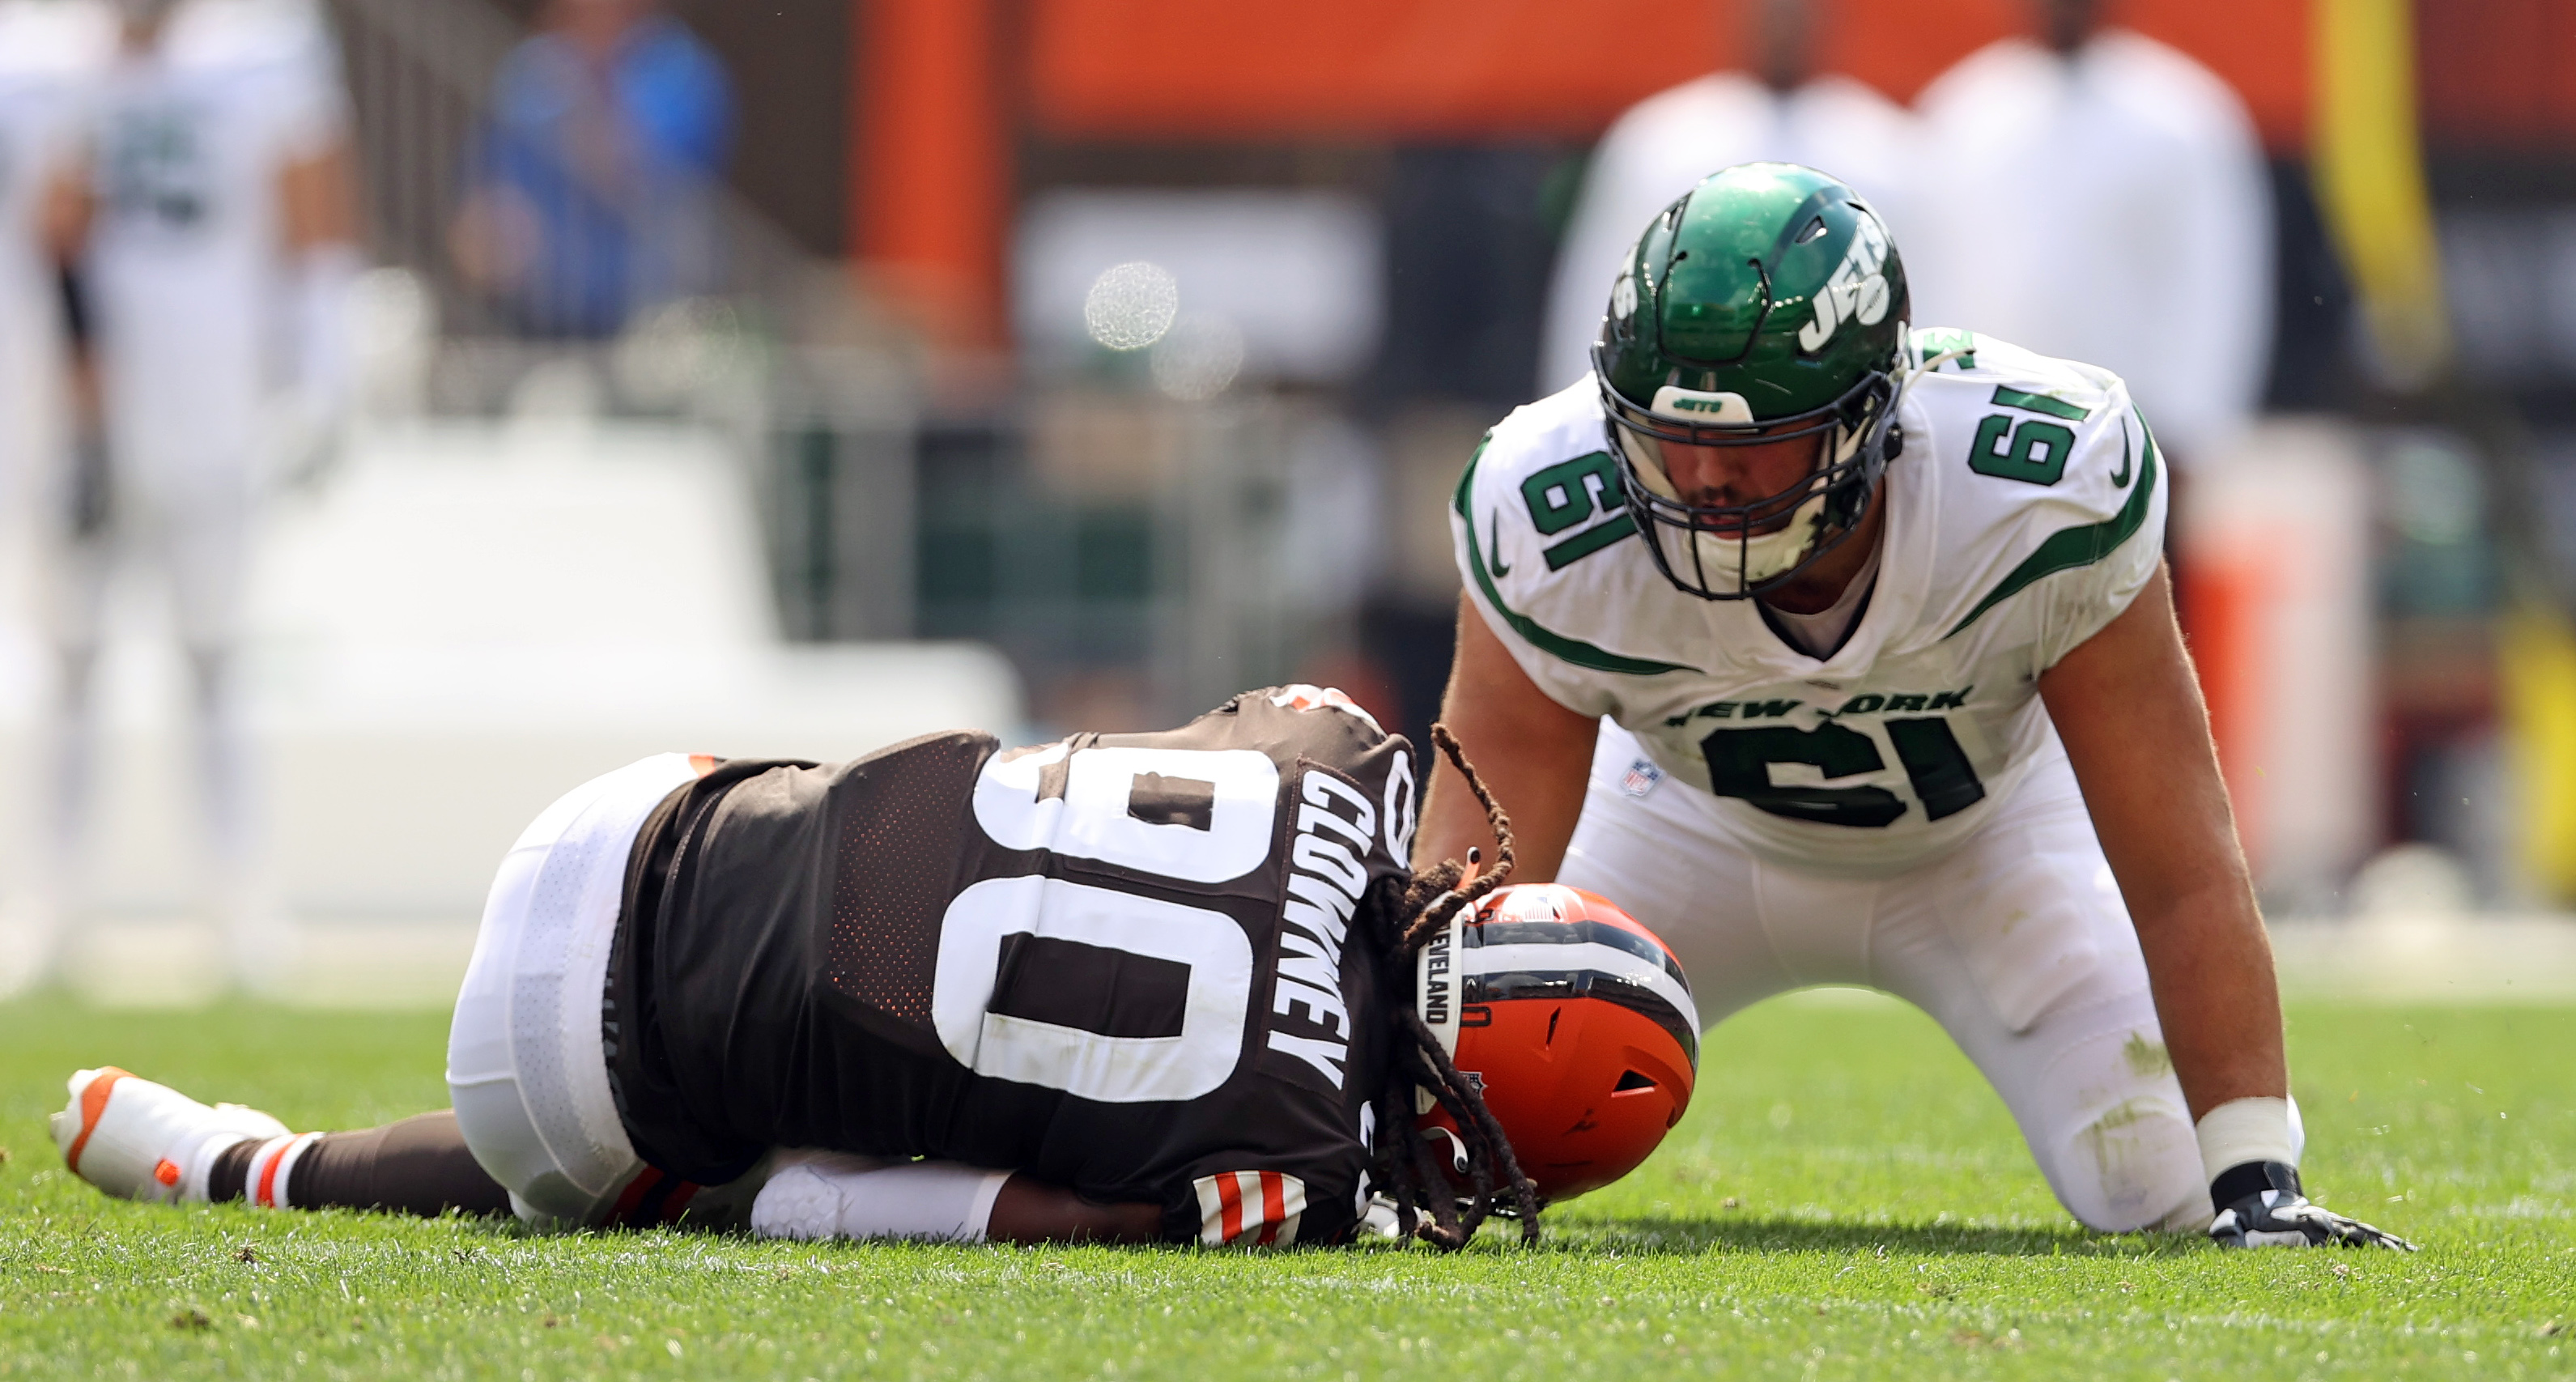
1415, 883, 1699, 1202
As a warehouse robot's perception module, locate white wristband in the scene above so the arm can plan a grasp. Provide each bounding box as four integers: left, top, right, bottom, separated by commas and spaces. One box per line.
2195, 1095, 2300, 1184
750, 1151, 1010, 1243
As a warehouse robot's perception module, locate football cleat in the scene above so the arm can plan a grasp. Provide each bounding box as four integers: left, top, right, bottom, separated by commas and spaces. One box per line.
1417, 884, 1700, 1201
49, 1067, 291, 1205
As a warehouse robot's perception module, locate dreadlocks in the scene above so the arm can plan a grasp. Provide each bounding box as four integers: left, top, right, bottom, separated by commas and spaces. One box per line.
1362, 723, 1544, 1250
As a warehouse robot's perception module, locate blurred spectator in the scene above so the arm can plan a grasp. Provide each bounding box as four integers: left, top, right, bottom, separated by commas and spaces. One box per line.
41, 0, 358, 989
1906, 0, 2270, 467
449, 0, 734, 340
0, 1, 109, 518
1537, 0, 1919, 394
0, 1, 111, 992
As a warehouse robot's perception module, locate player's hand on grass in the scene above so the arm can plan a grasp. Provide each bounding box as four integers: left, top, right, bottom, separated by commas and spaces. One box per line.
2207, 1161, 2414, 1251
2209, 1191, 2414, 1251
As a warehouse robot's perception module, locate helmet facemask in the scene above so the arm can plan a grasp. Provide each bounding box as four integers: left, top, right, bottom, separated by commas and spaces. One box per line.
1600, 365, 1901, 601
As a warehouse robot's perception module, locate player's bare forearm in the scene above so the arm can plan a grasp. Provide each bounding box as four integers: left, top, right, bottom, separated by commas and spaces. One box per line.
985, 1176, 1163, 1245
280, 142, 359, 251
1418, 593, 1598, 880
42, 164, 91, 266
2041, 563, 2285, 1120
2119, 874, 2285, 1120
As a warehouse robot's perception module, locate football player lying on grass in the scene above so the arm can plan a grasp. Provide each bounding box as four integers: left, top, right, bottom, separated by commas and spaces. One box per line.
53, 687, 1701, 1249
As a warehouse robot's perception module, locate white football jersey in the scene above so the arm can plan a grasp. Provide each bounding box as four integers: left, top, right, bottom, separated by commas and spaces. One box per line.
1451, 329, 2166, 878
85, 22, 343, 475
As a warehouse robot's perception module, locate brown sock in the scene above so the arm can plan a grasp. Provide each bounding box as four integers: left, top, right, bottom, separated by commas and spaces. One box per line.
210, 1111, 510, 1217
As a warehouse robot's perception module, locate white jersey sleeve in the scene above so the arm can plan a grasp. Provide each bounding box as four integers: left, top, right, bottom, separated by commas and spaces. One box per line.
1448, 379, 1683, 722
1906, 329, 2167, 674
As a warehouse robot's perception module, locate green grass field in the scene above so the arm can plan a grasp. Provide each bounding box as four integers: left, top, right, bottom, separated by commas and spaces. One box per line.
1, 993, 2569, 1380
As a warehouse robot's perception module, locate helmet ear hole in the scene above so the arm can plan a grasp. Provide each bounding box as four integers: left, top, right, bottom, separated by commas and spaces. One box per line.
1613, 1069, 1656, 1091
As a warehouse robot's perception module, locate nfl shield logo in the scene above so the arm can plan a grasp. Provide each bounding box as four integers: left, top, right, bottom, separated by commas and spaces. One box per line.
1620, 758, 1663, 798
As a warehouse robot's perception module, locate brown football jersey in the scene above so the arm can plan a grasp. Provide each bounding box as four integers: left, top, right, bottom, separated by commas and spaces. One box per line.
603, 688, 1418, 1245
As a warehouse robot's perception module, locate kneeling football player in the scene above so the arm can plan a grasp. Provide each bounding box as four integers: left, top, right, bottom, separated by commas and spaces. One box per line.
52, 687, 1701, 1248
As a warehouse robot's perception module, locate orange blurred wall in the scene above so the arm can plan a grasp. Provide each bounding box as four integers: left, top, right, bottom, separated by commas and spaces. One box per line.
2416, 0, 2576, 150
852, 0, 1010, 346
1022, 0, 2311, 149
852, 0, 2311, 344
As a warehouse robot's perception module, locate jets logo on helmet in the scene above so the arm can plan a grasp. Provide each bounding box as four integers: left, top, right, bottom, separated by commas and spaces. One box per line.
1592, 162, 1912, 600
1799, 212, 1894, 352
1651, 387, 1755, 424
1416, 884, 1699, 1202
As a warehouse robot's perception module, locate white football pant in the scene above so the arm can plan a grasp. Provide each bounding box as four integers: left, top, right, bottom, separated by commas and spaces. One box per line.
450, 755, 1009, 1241
1559, 721, 2210, 1233
446, 754, 695, 1227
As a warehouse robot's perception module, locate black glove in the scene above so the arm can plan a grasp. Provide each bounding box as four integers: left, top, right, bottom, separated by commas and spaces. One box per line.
2207, 1161, 2414, 1251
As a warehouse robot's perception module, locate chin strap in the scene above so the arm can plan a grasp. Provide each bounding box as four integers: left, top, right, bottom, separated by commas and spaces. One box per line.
1732, 491, 1834, 585
1745, 368, 1904, 587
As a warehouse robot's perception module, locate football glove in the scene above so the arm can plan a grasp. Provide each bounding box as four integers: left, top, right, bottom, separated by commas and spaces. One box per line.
2207, 1161, 2414, 1251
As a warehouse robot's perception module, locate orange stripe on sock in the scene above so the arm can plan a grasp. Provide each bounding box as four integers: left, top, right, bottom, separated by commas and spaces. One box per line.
1256, 1172, 1286, 1246
1215, 1171, 1244, 1243
660, 1182, 699, 1223
64, 1068, 130, 1176
253, 1136, 308, 1209
608, 1167, 662, 1224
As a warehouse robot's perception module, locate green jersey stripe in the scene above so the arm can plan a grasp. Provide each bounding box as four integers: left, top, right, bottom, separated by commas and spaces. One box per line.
1990, 385, 2091, 422
1455, 446, 1697, 677
1945, 411, 2160, 640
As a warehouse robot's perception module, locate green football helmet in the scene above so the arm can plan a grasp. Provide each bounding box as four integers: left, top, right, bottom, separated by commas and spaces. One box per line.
1592, 164, 1910, 600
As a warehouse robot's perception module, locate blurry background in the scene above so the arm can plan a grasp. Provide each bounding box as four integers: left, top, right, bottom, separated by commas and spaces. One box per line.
0, 0, 2571, 1003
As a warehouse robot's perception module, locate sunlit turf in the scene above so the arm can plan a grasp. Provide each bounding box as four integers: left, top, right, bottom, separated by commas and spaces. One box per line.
1, 993, 2570, 1379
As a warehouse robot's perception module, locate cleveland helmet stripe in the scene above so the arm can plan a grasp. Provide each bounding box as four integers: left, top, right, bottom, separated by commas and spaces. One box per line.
1467, 920, 1691, 992
1460, 941, 1704, 1033
1460, 970, 1701, 1066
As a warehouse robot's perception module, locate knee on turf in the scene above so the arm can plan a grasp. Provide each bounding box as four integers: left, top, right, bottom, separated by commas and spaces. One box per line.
2043, 1099, 2208, 1234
